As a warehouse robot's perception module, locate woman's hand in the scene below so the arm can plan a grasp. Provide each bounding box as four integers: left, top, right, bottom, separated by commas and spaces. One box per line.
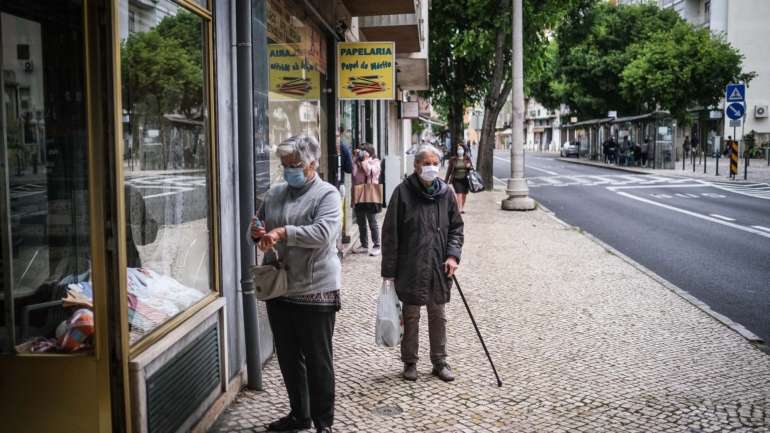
444, 256, 459, 277
250, 217, 266, 241
258, 227, 286, 252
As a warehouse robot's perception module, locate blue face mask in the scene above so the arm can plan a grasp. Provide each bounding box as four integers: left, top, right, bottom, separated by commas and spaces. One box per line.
284, 167, 306, 188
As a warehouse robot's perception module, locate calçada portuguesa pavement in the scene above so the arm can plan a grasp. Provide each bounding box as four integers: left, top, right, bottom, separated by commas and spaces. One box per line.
211, 191, 770, 433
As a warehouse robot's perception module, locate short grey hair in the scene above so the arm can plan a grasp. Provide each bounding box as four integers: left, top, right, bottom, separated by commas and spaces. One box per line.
277, 134, 321, 165
414, 144, 443, 163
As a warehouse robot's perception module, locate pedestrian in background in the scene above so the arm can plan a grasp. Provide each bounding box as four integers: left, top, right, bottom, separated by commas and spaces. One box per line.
351, 143, 382, 256
445, 143, 474, 214
683, 136, 691, 160
251, 135, 341, 433
381, 144, 465, 383
642, 138, 651, 167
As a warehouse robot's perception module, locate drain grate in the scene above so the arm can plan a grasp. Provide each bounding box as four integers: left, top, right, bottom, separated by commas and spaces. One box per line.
372, 404, 403, 417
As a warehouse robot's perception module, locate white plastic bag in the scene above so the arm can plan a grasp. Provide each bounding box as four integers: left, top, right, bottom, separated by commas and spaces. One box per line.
375, 280, 403, 347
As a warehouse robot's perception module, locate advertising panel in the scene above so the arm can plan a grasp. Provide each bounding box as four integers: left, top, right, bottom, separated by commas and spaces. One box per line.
337, 42, 396, 100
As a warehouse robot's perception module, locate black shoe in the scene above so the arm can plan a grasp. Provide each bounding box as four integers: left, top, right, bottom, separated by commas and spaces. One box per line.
316, 427, 333, 433
266, 414, 311, 432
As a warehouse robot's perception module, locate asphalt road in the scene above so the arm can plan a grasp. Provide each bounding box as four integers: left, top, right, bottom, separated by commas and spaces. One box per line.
493, 151, 770, 343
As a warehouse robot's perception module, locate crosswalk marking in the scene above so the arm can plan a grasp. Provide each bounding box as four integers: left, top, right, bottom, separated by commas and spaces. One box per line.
527, 174, 770, 200
708, 181, 770, 200
527, 174, 688, 188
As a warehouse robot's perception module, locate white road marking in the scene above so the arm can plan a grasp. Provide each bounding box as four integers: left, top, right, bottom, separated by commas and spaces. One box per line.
607, 184, 705, 191
710, 214, 736, 221
493, 176, 507, 185
496, 156, 561, 176
752, 226, 770, 233
527, 165, 560, 176
615, 191, 770, 239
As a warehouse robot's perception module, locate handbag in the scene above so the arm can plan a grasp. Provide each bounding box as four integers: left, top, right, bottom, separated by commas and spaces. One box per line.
467, 169, 485, 193
250, 248, 288, 301
353, 169, 383, 205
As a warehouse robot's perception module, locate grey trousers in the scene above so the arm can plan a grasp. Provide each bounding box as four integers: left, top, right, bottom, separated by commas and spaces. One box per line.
401, 302, 447, 365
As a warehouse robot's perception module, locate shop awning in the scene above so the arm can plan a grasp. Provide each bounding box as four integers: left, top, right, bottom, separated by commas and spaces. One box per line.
612, 111, 670, 123
341, 0, 416, 16
359, 13, 423, 54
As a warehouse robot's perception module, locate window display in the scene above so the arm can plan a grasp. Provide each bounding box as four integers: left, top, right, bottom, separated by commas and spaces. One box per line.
120, 0, 213, 345
1, 0, 93, 354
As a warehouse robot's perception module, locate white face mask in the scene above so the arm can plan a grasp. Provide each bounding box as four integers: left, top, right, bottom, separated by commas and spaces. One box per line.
457, 149, 465, 157
419, 164, 440, 182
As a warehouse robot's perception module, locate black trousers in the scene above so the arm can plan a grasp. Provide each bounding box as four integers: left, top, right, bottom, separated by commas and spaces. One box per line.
266, 301, 336, 428
354, 206, 380, 248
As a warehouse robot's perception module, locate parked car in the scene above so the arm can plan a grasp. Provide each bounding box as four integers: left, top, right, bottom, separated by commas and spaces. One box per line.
560, 141, 579, 157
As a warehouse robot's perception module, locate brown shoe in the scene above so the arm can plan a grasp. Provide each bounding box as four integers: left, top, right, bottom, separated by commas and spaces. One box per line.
402, 362, 418, 381
432, 362, 455, 382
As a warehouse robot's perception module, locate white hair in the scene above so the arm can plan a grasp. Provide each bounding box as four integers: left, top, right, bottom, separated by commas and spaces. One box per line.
277, 134, 321, 165
414, 144, 443, 162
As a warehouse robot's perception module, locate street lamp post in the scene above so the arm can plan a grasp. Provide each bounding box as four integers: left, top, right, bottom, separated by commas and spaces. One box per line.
502, 0, 535, 211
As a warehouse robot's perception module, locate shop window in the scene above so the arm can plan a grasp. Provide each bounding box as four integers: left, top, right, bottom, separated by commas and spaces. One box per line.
120, 0, 213, 345
266, 0, 328, 185
1, 1, 93, 354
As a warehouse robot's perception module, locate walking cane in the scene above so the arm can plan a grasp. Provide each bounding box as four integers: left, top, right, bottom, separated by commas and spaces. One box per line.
452, 275, 503, 387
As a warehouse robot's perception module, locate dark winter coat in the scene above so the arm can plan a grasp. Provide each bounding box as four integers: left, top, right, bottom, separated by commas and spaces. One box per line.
381, 174, 464, 305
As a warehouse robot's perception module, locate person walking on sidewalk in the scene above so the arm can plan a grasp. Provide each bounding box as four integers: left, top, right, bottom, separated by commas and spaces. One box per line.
250, 135, 341, 433
445, 143, 473, 213
381, 144, 465, 383
351, 143, 382, 256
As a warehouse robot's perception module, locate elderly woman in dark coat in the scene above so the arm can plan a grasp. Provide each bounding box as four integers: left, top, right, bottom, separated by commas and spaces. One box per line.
381, 144, 465, 382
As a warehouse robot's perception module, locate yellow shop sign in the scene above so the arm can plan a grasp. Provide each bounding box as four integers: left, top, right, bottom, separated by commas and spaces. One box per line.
268, 44, 321, 101
337, 42, 396, 100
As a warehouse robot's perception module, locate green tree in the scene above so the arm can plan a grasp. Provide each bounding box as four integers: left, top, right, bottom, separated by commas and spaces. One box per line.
534, 2, 754, 123
428, 0, 576, 188
621, 21, 755, 121
546, 2, 681, 118
427, 1, 485, 151
121, 11, 203, 168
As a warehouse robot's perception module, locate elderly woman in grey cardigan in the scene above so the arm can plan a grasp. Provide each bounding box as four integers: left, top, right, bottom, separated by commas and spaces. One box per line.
250, 135, 341, 433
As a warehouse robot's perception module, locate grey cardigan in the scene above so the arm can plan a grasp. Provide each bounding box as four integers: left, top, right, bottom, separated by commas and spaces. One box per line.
256, 175, 342, 296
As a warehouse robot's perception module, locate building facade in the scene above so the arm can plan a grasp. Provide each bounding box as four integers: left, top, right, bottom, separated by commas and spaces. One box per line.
0, 1, 429, 432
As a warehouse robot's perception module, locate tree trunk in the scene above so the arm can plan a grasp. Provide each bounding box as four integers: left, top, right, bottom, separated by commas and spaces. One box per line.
477, 27, 512, 190
448, 103, 464, 152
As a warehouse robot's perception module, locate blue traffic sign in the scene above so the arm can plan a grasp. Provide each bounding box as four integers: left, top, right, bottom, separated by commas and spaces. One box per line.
726, 102, 745, 120
726, 83, 746, 102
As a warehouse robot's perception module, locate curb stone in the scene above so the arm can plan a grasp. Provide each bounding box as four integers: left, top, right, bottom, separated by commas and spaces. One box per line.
557, 157, 651, 174
556, 157, 763, 185
536, 202, 766, 347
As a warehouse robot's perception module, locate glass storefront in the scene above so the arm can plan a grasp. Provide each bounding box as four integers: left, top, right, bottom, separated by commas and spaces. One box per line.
1, 0, 93, 354
266, 0, 328, 184
119, 0, 214, 345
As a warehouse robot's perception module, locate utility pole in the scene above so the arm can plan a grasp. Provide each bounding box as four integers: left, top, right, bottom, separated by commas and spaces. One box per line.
502, 0, 535, 211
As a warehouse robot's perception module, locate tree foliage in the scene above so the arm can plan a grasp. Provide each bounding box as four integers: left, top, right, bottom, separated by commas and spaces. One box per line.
121, 11, 203, 118
428, 0, 576, 187
621, 22, 754, 120
533, 1, 754, 122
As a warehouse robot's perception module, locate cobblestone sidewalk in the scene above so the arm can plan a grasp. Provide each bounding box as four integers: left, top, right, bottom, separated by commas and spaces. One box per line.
211, 191, 770, 433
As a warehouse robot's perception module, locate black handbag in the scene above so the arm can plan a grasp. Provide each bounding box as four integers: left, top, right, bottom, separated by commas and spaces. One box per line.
467, 170, 485, 193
